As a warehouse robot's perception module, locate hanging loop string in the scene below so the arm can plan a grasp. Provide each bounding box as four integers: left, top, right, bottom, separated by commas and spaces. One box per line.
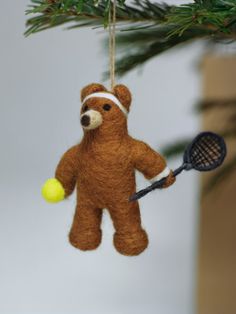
108, 0, 116, 90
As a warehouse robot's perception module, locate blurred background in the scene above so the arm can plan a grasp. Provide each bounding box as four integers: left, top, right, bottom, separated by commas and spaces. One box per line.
0, 1, 235, 314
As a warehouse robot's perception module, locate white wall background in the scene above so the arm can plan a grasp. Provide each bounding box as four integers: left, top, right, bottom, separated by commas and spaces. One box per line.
0, 1, 201, 314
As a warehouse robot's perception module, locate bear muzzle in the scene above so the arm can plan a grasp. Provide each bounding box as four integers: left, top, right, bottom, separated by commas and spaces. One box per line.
80, 109, 103, 130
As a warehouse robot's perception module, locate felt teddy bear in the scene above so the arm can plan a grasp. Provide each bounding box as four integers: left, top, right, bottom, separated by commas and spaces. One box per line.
42, 83, 175, 256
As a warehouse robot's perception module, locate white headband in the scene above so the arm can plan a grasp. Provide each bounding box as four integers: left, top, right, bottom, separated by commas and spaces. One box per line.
82, 92, 128, 117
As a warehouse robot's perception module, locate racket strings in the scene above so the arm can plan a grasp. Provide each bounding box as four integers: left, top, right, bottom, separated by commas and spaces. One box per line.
190, 135, 223, 170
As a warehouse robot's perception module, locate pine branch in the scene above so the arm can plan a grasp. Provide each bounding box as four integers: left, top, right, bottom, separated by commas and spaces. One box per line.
25, 0, 171, 36
113, 25, 211, 76
25, 0, 236, 35
25, 0, 236, 75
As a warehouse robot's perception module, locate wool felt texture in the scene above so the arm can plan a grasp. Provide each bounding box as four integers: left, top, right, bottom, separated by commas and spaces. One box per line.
52, 83, 175, 256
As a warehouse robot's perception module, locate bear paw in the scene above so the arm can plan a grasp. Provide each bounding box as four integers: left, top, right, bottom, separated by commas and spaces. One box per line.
161, 171, 176, 188
69, 229, 102, 251
114, 229, 148, 256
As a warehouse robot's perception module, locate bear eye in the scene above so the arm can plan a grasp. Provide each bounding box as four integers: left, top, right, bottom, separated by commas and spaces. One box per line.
83, 105, 89, 112
103, 104, 111, 111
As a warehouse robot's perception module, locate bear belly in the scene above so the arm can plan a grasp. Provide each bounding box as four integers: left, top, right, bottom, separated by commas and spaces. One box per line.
77, 152, 136, 206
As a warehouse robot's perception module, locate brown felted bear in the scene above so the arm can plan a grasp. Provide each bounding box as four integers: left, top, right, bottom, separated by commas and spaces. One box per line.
42, 83, 175, 256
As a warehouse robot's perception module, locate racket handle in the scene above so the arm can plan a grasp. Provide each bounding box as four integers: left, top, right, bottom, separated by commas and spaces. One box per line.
173, 164, 186, 177
129, 164, 186, 202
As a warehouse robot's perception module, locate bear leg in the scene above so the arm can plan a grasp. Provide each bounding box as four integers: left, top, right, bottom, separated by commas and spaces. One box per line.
69, 202, 103, 251
109, 202, 148, 256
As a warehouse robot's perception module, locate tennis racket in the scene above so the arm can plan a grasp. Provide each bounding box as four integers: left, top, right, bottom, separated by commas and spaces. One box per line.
129, 132, 227, 202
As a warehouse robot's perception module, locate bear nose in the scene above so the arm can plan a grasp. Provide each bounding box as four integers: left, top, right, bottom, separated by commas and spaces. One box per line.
81, 115, 90, 127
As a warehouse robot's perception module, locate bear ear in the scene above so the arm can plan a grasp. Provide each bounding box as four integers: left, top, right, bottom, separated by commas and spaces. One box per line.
81, 83, 107, 102
113, 84, 132, 111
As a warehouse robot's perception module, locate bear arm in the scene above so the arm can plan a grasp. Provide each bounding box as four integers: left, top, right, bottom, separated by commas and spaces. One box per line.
132, 140, 170, 181
55, 145, 79, 197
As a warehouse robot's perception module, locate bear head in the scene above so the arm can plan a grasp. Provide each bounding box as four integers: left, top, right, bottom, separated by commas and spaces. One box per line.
80, 83, 132, 132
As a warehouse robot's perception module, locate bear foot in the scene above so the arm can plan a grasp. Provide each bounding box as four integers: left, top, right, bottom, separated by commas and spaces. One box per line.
114, 229, 148, 256
69, 228, 102, 251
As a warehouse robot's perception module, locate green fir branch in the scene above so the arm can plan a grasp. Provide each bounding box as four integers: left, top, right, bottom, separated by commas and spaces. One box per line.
25, 0, 236, 37
113, 25, 211, 76
25, 0, 236, 76
25, 0, 171, 36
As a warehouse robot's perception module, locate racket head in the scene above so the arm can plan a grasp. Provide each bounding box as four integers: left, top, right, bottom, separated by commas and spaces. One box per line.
183, 131, 227, 172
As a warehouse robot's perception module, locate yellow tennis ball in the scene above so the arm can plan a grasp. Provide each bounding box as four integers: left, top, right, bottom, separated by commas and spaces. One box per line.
42, 178, 65, 203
